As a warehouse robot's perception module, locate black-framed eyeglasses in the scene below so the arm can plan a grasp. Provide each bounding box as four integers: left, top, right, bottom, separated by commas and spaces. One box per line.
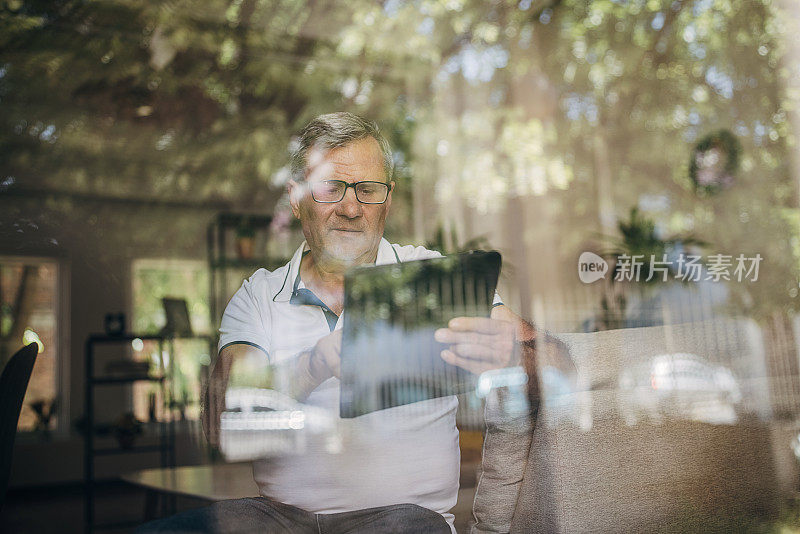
309, 180, 392, 204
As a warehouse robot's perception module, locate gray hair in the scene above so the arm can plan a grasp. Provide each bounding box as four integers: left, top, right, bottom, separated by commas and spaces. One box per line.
290, 112, 393, 181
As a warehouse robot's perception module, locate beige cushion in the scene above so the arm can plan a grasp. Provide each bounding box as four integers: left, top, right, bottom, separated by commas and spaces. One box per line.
511, 419, 778, 533
473, 320, 779, 533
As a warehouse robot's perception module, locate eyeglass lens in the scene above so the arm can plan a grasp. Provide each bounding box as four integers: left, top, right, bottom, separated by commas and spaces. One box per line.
311, 180, 389, 203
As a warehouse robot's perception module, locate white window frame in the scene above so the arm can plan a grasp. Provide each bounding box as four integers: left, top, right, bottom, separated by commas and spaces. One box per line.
130, 257, 209, 332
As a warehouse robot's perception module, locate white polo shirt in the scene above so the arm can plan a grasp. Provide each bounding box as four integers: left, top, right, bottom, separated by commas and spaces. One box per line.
218, 238, 460, 528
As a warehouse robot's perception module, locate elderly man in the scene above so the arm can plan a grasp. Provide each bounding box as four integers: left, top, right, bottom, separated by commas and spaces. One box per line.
138, 112, 536, 534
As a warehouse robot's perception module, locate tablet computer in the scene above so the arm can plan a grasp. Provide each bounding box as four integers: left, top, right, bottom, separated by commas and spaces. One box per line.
339, 250, 502, 418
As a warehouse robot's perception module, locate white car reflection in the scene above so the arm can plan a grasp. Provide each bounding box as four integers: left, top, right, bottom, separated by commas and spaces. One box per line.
476, 366, 529, 398
618, 353, 742, 425
475, 366, 577, 427
220, 388, 337, 461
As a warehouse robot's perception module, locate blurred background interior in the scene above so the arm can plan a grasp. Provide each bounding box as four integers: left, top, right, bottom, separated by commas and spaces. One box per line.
3, 0, 800, 532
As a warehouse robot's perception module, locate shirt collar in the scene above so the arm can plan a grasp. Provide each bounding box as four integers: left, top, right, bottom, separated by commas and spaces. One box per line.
272, 237, 398, 302
375, 236, 401, 266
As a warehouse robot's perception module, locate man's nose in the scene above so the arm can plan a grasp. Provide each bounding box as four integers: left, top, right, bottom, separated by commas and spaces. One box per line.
335, 186, 363, 218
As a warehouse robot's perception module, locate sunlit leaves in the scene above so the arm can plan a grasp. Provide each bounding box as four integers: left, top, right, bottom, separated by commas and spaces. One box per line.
1, 0, 798, 319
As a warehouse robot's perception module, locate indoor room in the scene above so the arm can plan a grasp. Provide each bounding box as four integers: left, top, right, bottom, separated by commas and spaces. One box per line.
3, 0, 800, 532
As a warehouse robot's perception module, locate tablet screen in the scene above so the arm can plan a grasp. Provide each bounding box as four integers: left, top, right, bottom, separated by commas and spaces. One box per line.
340, 250, 502, 418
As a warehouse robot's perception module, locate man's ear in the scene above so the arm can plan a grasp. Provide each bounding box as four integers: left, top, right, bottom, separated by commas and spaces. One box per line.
287, 179, 302, 219
385, 180, 395, 211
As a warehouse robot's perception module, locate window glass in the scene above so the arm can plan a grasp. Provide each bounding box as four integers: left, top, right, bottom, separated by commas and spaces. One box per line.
1, 258, 60, 432
131, 259, 212, 421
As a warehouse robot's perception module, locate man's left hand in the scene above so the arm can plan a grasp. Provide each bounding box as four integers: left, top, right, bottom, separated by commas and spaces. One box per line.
434, 306, 517, 374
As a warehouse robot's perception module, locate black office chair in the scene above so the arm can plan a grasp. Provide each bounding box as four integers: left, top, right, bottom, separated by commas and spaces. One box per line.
0, 343, 38, 512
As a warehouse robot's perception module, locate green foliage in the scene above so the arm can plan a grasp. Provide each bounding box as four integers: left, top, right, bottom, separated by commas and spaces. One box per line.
604, 207, 706, 285
426, 224, 491, 254
689, 129, 742, 195
595, 206, 706, 330
617, 207, 663, 259
2, 0, 798, 324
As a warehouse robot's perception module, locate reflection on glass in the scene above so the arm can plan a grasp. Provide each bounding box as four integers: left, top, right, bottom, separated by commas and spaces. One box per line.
219, 387, 338, 461
341, 251, 501, 418
618, 352, 742, 425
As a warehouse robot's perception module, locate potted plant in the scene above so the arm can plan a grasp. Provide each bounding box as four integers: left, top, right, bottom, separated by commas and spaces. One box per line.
595, 207, 706, 330
113, 412, 143, 449
30, 398, 57, 437
235, 222, 256, 260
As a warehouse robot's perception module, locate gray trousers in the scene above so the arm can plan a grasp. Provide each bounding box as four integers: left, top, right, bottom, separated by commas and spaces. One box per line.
135, 497, 451, 534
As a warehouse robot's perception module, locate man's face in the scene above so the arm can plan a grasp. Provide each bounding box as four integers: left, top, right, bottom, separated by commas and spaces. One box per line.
288, 137, 393, 269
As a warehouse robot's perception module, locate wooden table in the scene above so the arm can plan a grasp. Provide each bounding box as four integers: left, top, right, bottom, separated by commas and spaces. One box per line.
121, 463, 259, 519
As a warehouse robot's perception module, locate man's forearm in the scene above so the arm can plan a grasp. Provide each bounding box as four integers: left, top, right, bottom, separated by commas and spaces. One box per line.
202, 351, 233, 446
203, 344, 331, 446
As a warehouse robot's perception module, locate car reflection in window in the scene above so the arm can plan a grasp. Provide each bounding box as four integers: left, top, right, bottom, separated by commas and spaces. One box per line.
618, 353, 742, 426
219, 388, 338, 461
